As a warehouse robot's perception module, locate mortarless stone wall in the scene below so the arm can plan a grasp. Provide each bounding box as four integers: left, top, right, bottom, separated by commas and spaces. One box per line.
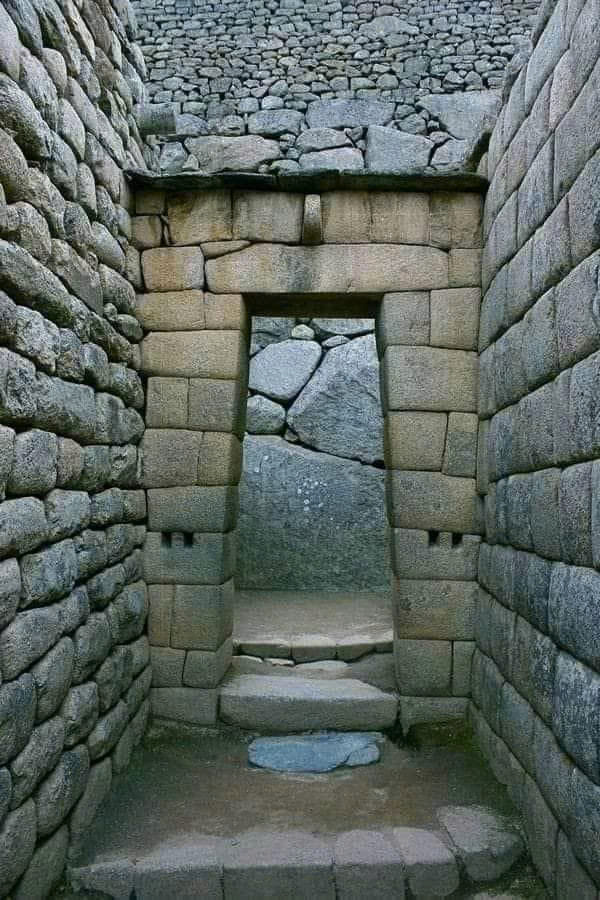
472, 0, 600, 893
237, 316, 389, 591
132, 0, 537, 174
0, 1, 154, 895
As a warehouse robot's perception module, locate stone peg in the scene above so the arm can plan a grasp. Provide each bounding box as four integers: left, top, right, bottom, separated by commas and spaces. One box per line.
135, 103, 177, 137
302, 194, 322, 245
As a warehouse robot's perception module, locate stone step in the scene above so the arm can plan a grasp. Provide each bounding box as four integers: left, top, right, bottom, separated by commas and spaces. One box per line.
69, 809, 528, 900
219, 674, 398, 732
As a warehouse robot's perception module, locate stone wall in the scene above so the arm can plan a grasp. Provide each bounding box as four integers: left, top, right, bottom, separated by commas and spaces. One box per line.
136, 184, 483, 728
132, 0, 537, 174
0, 2, 153, 896
473, 0, 600, 893
237, 316, 389, 591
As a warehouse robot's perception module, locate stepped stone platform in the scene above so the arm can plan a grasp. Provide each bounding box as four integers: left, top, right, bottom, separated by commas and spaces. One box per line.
220, 674, 398, 732
233, 590, 393, 661
68, 725, 544, 899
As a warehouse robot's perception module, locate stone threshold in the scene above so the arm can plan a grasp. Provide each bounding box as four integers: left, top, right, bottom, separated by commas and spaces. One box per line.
69, 818, 528, 899
127, 166, 489, 194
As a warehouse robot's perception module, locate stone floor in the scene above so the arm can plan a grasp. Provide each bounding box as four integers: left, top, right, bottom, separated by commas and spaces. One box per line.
233, 589, 393, 659
67, 723, 547, 898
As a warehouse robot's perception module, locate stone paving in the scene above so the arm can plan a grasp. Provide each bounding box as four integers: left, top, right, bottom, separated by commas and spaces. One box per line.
67, 724, 543, 899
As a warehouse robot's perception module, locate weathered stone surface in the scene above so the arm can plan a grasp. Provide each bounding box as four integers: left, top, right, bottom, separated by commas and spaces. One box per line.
167, 190, 232, 244
287, 335, 383, 463
0, 800, 37, 895
36, 745, 89, 837
377, 292, 430, 350
394, 579, 477, 640
186, 135, 280, 173
418, 92, 501, 141
233, 191, 303, 243
392, 827, 460, 896
334, 830, 406, 900
206, 243, 449, 294
10, 716, 65, 807
365, 126, 433, 170
300, 147, 364, 171
248, 109, 303, 136
151, 687, 218, 725
437, 806, 524, 881
249, 339, 321, 402
384, 346, 478, 412
141, 330, 244, 379
220, 674, 397, 731
13, 824, 68, 900
296, 129, 351, 152
248, 732, 383, 772
142, 246, 205, 293
170, 581, 234, 651
392, 529, 480, 580
385, 412, 447, 470
388, 471, 482, 533
306, 99, 395, 129
246, 395, 286, 434
237, 437, 389, 590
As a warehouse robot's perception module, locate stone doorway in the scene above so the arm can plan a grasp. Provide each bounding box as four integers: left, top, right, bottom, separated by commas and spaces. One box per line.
138, 185, 483, 730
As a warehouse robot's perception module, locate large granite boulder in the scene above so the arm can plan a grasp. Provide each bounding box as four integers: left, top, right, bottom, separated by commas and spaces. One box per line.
365, 126, 433, 171
287, 335, 383, 464
417, 91, 501, 142
236, 436, 389, 590
249, 339, 322, 402
246, 396, 286, 434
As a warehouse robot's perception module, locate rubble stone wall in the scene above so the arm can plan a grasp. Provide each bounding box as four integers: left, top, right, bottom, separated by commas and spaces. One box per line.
132, 0, 538, 174
0, 2, 154, 895
137, 185, 483, 730
472, 0, 600, 892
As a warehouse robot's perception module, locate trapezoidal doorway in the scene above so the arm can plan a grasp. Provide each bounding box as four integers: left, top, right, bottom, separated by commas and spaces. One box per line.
138, 186, 483, 732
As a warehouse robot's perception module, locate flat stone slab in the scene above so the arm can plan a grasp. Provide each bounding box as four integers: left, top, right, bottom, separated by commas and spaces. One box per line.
248, 732, 384, 773
437, 805, 525, 882
219, 674, 398, 732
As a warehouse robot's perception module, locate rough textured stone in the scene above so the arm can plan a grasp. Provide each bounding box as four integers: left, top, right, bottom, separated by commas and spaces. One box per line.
246, 395, 286, 434
437, 806, 524, 881
186, 135, 280, 173
365, 126, 433, 170
288, 335, 383, 464
392, 827, 459, 896
206, 244, 449, 294
248, 732, 383, 773
237, 437, 389, 590
249, 339, 321, 403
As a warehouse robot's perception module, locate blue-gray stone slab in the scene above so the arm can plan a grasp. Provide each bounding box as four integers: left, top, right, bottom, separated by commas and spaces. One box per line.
248, 732, 383, 773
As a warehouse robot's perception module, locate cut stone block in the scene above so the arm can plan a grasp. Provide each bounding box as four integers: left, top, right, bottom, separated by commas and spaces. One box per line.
223, 830, 335, 900
141, 330, 245, 379
334, 830, 406, 900
376, 292, 430, 351
167, 191, 232, 244
321, 192, 429, 244
394, 639, 452, 696
430, 193, 483, 250
449, 249, 482, 288
197, 433, 242, 486
399, 697, 468, 733
183, 637, 233, 688
146, 378, 188, 430
383, 347, 478, 412
142, 429, 203, 488
233, 191, 304, 243
143, 531, 235, 585
430, 288, 480, 350
206, 243, 449, 294
150, 687, 218, 725
170, 581, 234, 651
392, 529, 480, 580
142, 247, 205, 292
219, 675, 398, 732
249, 339, 321, 403
393, 578, 477, 641
384, 412, 447, 471
442, 412, 478, 478
188, 378, 246, 436
137, 291, 206, 331
147, 486, 238, 533
392, 827, 459, 897
150, 646, 185, 687
452, 641, 475, 696
70, 840, 223, 900
437, 805, 524, 882
387, 471, 482, 533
